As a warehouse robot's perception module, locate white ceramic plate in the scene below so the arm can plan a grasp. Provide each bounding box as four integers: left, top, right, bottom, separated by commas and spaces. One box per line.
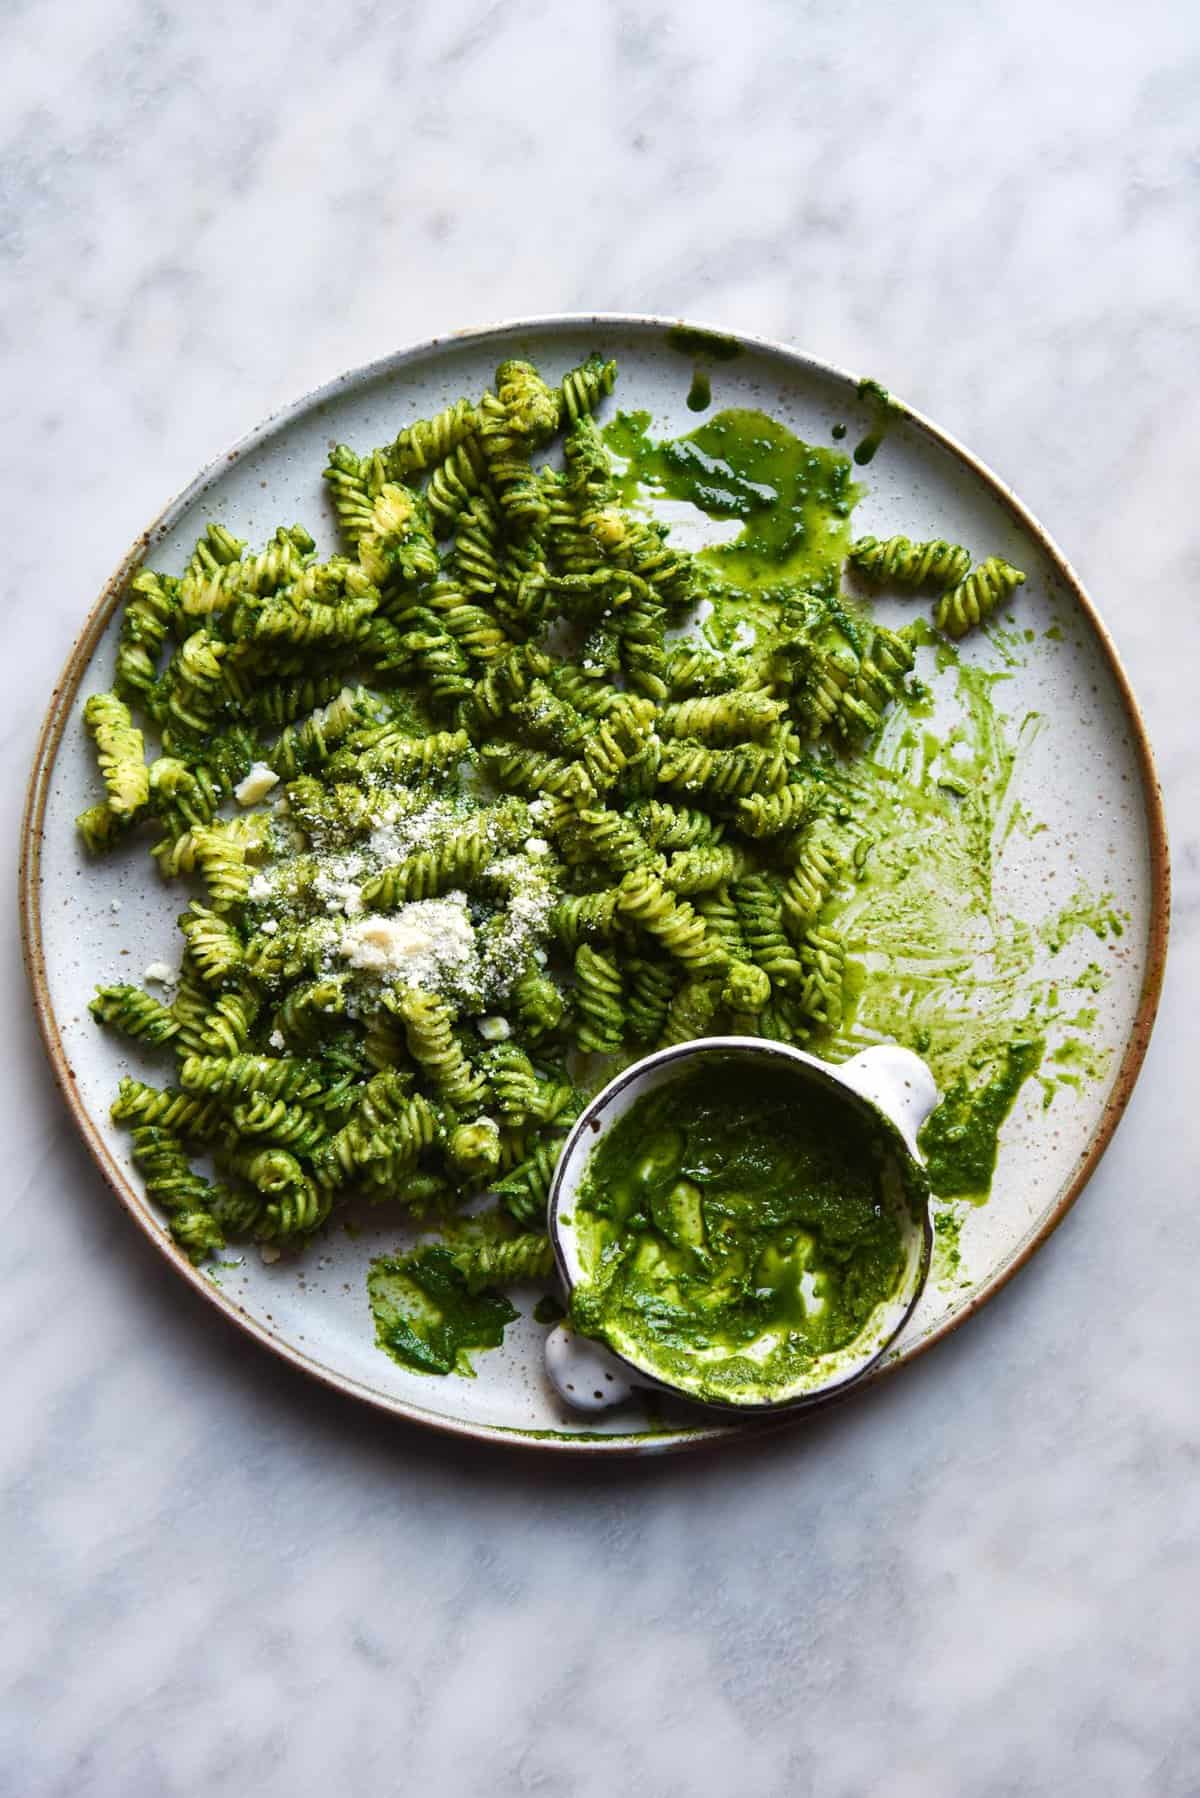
21, 317, 1168, 1453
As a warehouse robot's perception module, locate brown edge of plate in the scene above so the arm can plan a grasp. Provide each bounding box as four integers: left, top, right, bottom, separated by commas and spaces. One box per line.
18, 314, 1171, 1458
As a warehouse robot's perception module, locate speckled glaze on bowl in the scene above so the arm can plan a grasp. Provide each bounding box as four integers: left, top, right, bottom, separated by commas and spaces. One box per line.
20, 316, 1169, 1454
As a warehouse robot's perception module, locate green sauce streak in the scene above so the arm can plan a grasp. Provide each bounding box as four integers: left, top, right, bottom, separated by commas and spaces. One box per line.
808, 639, 1125, 1199
853, 377, 904, 467
1041, 885, 1125, 954
931, 1209, 968, 1289
832, 422, 847, 440
686, 367, 712, 412
665, 326, 743, 361
570, 1063, 916, 1403
919, 1039, 1045, 1202
368, 1246, 516, 1376
604, 407, 860, 593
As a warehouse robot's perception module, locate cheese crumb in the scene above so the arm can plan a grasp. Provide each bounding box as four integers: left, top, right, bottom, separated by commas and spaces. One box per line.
143, 961, 177, 987
269, 1029, 285, 1051
235, 762, 281, 806
524, 837, 550, 857
339, 895, 477, 992
259, 1244, 281, 1264
477, 1015, 511, 1042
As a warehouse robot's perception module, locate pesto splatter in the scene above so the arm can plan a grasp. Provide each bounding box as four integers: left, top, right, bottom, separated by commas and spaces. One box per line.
368, 1246, 517, 1376
853, 378, 905, 467
665, 325, 743, 360
603, 407, 859, 591
686, 368, 712, 412
919, 1039, 1045, 1202
1042, 885, 1126, 954
931, 1208, 968, 1289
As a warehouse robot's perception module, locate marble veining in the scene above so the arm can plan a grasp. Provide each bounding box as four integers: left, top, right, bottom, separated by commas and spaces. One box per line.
1, 0, 1196, 1792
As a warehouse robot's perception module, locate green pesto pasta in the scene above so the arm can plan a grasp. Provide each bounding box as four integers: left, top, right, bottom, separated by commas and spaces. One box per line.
79, 350, 1025, 1349
848, 534, 971, 592
934, 556, 1027, 639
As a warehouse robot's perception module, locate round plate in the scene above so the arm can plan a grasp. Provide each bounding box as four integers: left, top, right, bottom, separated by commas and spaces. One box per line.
20, 316, 1169, 1453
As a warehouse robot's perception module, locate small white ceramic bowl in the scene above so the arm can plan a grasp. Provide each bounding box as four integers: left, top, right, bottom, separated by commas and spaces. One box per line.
544, 1038, 938, 1414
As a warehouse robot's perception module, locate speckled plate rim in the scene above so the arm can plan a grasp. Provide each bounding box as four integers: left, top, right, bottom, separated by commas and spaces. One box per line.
19, 314, 1171, 1457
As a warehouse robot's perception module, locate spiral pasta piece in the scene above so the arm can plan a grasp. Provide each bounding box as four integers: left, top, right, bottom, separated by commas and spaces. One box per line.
115, 570, 177, 702
616, 869, 729, 973
558, 354, 617, 426
482, 1043, 540, 1122
179, 1054, 327, 1104
735, 784, 816, 841
574, 944, 625, 1053
82, 692, 149, 823
625, 957, 678, 1041
360, 822, 493, 910
478, 359, 560, 534
733, 876, 805, 988
196, 990, 261, 1056
657, 739, 786, 801
659, 690, 784, 744
934, 557, 1027, 639
493, 1137, 566, 1227
111, 1079, 224, 1139
657, 977, 721, 1048
849, 535, 971, 591
453, 1233, 555, 1294
513, 963, 567, 1040
385, 397, 479, 481
90, 985, 180, 1046
392, 989, 486, 1112
425, 437, 491, 536
662, 844, 749, 897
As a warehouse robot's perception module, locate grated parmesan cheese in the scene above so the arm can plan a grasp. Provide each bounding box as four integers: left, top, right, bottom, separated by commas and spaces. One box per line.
476, 1015, 512, 1042
143, 961, 177, 987
339, 895, 477, 992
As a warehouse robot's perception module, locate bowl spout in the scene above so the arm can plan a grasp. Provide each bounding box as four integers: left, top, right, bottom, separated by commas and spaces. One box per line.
835, 1046, 939, 1161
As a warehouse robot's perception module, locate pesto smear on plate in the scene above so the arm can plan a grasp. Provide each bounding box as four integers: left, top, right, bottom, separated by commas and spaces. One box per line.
569, 1062, 917, 1404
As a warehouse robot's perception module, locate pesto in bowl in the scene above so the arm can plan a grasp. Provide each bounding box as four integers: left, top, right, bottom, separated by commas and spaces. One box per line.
565, 1052, 930, 1407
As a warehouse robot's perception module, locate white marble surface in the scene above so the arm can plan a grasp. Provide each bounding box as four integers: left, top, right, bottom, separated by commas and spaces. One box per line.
2, 0, 1197, 1790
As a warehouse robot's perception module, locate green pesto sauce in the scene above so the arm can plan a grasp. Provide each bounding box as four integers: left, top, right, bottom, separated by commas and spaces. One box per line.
832, 422, 847, 440
603, 407, 860, 591
686, 367, 712, 412
570, 1064, 913, 1403
919, 1038, 1044, 1202
533, 1293, 566, 1325
665, 326, 743, 361
596, 408, 1119, 1219
853, 378, 905, 467
1041, 885, 1125, 954
930, 1209, 965, 1288
368, 1246, 516, 1376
